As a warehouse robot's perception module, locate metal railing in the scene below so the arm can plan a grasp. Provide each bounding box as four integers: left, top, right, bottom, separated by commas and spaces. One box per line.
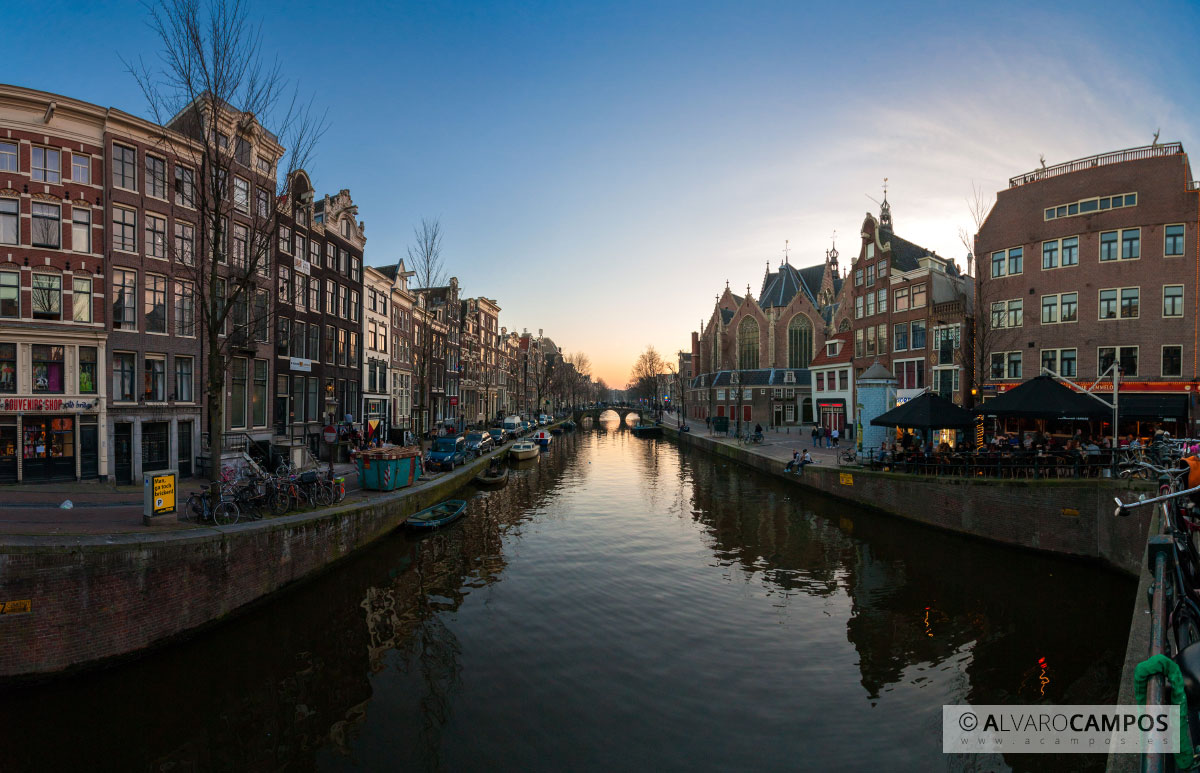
1008, 143, 1184, 188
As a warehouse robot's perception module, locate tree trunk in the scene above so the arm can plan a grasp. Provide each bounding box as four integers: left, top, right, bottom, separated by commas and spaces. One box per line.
207, 336, 225, 486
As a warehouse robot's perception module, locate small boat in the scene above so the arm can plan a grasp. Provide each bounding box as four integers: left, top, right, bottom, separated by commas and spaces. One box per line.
405, 500, 467, 529
562, 420, 577, 431
473, 465, 509, 488
510, 440, 539, 460
631, 423, 663, 438
550, 426, 564, 435
532, 429, 553, 447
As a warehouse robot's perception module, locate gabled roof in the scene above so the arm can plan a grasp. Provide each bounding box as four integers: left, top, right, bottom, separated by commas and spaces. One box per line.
758, 262, 827, 309
720, 308, 735, 324
810, 333, 853, 368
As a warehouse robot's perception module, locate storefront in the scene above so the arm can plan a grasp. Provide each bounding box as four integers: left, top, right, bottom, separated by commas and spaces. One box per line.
363, 397, 389, 445
0, 337, 108, 483
818, 399, 847, 434
1, 397, 105, 482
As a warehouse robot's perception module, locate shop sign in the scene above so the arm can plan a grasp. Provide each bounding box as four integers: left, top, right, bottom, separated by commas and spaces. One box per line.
895, 388, 924, 406
144, 471, 177, 522
1, 397, 95, 412
296, 259, 311, 276
289, 357, 312, 372
0, 599, 31, 615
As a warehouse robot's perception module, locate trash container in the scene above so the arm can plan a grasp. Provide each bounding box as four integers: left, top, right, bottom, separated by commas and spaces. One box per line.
357, 447, 422, 491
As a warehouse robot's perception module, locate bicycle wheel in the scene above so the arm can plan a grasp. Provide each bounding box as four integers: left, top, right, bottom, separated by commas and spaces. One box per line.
213, 501, 239, 526
313, 482, 334, 507
271, 484, 292, 515
184, 494, 203, 522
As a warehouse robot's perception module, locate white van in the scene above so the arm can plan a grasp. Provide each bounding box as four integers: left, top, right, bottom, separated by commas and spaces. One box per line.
502, 415, 523, 435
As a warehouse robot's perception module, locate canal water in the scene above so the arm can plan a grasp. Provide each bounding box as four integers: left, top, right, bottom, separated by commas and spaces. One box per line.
1, 419, 1135, 772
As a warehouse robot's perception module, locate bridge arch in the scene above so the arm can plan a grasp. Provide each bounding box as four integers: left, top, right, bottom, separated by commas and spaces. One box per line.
572, 405, 642, 426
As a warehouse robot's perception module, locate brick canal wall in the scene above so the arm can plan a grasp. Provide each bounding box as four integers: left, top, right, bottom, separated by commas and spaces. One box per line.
666, 427, 1153, 575
0, 452, 495, 681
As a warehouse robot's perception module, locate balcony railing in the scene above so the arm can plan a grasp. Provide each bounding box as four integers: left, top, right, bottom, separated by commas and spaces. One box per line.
1008, 142, 1184, 188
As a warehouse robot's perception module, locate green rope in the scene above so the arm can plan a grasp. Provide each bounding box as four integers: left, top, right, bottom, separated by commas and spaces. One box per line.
1134, 654, 1195, 769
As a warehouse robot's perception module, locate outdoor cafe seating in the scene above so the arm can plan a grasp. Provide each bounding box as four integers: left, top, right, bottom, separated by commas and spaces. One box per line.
865, 379, 1125, 480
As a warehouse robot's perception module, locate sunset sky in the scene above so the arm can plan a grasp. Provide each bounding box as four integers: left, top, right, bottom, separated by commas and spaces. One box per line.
7, 0, 1200, 386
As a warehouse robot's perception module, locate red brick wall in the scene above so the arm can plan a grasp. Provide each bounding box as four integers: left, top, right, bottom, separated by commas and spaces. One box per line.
0, 455, 489, 680
977, 153, 1199, 383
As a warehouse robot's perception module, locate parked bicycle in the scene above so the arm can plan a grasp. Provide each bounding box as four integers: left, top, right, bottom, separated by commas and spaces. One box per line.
1117, 458, 1200, 652
184, 487, 240, 525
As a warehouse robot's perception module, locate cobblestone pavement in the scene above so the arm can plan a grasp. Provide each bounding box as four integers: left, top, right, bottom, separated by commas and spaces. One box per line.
0, 462, 365, 536
656, 412, 853, 468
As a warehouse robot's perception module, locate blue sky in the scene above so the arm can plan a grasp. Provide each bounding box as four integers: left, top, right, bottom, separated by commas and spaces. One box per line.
7, 1, 1200, 385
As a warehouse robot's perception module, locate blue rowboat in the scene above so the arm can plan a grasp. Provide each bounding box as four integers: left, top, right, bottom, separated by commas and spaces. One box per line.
405, 499, 467, 529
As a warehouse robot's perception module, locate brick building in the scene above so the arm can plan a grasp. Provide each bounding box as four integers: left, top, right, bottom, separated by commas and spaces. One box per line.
0, 86, 108, 482
975, 143, 1199, 434
272, 177, 365, 460
834, 200, 974, 408
809, 332, 854, 434
687, 251, 842, 427
376, 261, 414, 441
460, 296, 500, 425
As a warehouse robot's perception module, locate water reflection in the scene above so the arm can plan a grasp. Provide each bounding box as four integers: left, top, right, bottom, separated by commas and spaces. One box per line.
0, 428, 1132, 772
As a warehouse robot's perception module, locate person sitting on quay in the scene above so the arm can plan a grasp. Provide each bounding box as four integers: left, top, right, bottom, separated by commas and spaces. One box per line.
795, 449, 815, 472
785, 449, 800, 472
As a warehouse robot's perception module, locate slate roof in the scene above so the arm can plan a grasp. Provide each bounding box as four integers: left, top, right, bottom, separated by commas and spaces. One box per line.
720, 308, 735, 324
884, 233, 961, 276
758, 262, 829, 309
703, 368, 812, 387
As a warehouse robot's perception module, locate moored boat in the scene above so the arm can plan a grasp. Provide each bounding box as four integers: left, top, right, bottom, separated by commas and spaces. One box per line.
550, 426, 564, 435
532, 429, 553, 447
405, 500, 467, 529
631, 423, 663, 438
510, 440, 539, 460
473, 465, 509, 488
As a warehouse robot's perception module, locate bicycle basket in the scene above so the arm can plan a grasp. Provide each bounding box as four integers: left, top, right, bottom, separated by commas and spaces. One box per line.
299, 470, 319, 484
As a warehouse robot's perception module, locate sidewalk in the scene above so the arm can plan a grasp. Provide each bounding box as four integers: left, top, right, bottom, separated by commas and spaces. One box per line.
658, 414, 852, 469
0, 461, 364, 536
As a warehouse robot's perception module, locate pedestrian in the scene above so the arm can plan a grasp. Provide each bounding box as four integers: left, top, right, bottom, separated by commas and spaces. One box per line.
831, 427, 840, 448
822, 425, 830, 449
811, 424, 819, 448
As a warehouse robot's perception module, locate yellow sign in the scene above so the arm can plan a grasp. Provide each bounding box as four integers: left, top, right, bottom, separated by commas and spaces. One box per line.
1061, 508, 1080, 518
0, 599, 31, 615
839, 473, 854, 486
153, 473, 176, 514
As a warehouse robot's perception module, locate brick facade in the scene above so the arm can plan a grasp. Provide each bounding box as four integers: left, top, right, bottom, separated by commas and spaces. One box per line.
975, 144, 1199, 434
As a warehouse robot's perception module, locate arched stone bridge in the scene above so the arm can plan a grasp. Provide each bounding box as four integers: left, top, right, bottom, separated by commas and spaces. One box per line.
572, 405, 642, 425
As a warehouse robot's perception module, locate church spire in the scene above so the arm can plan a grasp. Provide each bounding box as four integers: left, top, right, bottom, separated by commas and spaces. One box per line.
879, 177, 893, 232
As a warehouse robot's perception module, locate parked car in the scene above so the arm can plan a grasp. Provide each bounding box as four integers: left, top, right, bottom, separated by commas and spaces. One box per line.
465, 431, 495, 457
487, 427, 508, 444
538, 415, 550, 426
427, 435, 468, 470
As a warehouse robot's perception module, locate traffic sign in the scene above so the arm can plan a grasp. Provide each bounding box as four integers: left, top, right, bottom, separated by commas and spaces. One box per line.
323, 425, 338, 444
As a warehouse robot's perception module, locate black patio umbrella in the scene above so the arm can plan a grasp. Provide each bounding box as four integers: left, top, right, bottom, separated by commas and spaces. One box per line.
973, 376, 1111, 420
870, 391, 977, 430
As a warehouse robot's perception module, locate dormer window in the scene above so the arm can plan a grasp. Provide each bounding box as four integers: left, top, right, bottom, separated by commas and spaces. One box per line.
783, 371, 795, 384
342, 219, 350, 237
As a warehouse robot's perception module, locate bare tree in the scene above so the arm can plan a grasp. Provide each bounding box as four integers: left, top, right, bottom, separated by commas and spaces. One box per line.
956, 182, 994, 277
629, 345, 665, 407
408, 218, 445, 290
126, 0, 326, 480
406, 217, 448, 440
